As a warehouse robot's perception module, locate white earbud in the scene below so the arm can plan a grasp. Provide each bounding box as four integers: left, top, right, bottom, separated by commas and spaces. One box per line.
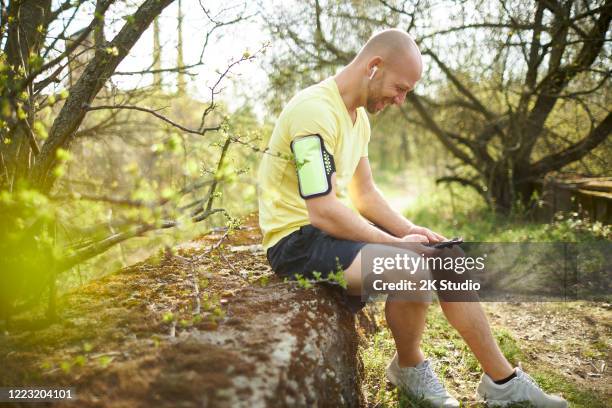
369, 66, 378, 80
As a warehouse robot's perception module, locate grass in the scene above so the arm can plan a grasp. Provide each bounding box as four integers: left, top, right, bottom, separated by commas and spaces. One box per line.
360, 303, 608, 407
359, 174, 610, 407
404, 181, 609, 243
530, 370, 607, 408
360, 305, 536, 407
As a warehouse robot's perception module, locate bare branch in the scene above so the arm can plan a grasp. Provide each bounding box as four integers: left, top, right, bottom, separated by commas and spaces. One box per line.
404, 95, 476, 167
85, 104, 221, 136
436, 176, 489, 201
423, 49, 495, 121
198, 45, 266, 132
57, 208, 225, 273
205, 137, 231, 212
529, 111, 612, 178
33, 0, 176, 192
14, 0, 115, 95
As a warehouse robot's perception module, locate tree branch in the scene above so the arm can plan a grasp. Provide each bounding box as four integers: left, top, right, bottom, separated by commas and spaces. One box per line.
14, 0, 114, 95
436, 175, 488, 201
57, 208, 224, 273
521, 0, 612, 158
404, 94, 476, 167
85, 104, 220, 136
423, 48, 495, 121
528, 111, 612, 178
32, 0, 176, 192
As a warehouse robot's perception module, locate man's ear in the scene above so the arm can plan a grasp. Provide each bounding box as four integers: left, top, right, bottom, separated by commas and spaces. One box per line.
369, 66, 378, 80
367, 56, 383, 78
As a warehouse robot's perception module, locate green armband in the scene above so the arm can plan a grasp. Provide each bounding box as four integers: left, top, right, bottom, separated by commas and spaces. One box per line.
290, 134, 336, 199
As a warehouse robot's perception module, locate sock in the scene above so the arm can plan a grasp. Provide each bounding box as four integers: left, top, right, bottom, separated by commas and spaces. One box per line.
493, 370, 517, 385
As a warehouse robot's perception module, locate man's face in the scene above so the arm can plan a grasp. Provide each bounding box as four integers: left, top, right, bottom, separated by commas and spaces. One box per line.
365, 55, 422, 114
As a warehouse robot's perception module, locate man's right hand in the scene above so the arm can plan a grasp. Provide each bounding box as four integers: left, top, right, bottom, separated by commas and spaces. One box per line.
401, 234, 429, 243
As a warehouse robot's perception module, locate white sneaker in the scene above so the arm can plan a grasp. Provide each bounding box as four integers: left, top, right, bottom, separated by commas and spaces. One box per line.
476, 368, 568, 407
385, 352, 460, 407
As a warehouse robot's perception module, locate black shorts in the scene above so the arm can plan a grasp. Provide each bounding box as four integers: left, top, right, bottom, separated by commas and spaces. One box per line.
266, 224, 368, 313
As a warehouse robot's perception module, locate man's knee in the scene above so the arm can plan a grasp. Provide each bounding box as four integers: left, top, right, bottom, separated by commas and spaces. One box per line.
359, 244, 434, 301
386, 298, 432, 310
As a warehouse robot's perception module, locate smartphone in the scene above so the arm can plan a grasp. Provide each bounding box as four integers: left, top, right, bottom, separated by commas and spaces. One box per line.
432, 237, 463, 249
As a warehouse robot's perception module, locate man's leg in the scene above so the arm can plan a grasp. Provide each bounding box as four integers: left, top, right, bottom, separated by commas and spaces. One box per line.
345, 245, 461, 407
345, 244, 513, 378
385, 299, 514, 379
439, 301, 514, 379
345, 244, 435, 368
344, 243, 567, 407
385, 300, 429, 367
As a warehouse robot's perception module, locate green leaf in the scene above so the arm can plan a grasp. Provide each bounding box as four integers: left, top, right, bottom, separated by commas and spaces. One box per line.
98, 355, 114, 368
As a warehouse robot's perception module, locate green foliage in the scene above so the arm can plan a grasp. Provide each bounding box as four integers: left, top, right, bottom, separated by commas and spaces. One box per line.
360, 329, 401, 406
60, 361, 72, 374
0, 1, 275, 328
329, 258, 348, 289
97, 355, 114, 368
530, 371, 608, 408
256, 275, 270, 287
404, 176, 609, 242
293, 273, 314, 289
162, 311, 175, 323
73, 354, 87, 367
0, 187, 58, 319
494, 329, 524, 365
292, 259, 347, 290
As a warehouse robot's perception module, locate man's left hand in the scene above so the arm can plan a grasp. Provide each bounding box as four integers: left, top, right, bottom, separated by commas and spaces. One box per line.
408, 225, 447, 243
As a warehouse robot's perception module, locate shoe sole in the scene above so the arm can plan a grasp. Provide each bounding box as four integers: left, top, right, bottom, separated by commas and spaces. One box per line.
389, 367, 460, 408
475, 393, 514, 407
476, 395, 565, 408
478, 400, 512, 407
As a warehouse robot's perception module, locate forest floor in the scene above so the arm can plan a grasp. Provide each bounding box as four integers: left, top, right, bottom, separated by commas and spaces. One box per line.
0, 215, 275, 407
0, 215, 609, 407
360, 301, 611, 407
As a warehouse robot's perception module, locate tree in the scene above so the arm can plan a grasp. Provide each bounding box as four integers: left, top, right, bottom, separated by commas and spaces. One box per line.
263, 0, 611, 212
0, 0, 256, 321
153, 16, 163, 89
176, 0, 186, 95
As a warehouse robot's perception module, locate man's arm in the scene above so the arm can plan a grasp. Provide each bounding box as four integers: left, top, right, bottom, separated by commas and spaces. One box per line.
306, 173, 405, 243
348, 157, 447, 242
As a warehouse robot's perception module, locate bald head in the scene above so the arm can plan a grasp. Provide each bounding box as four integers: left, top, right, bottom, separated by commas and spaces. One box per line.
357, 28, 420, 63
350, 29, 423, 113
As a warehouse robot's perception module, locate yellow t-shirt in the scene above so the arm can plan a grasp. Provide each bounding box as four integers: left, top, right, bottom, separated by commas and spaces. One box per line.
257, 77, 371, 250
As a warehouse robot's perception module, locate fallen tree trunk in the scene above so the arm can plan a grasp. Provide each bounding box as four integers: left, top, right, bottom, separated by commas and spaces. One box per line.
188, 281, 366, 407
1, 220, 375, 407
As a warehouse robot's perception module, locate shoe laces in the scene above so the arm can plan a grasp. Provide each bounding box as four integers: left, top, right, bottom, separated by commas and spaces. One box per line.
417, 361, 445, 394
516, 371, 539, 389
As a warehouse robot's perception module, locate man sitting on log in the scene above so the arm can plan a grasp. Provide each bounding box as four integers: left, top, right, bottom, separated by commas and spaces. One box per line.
257, 28, 567, 408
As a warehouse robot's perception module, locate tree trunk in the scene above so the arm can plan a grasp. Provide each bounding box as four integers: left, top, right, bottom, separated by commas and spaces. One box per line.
31, 0, 175, 192
488, 164, 514, 214
176, 0, 186, 95
153, 16, 162, 88
1, 0, 51, 187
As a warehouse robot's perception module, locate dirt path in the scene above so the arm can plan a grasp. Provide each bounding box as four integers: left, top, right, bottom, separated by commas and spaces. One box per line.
486, 302, 611, 400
